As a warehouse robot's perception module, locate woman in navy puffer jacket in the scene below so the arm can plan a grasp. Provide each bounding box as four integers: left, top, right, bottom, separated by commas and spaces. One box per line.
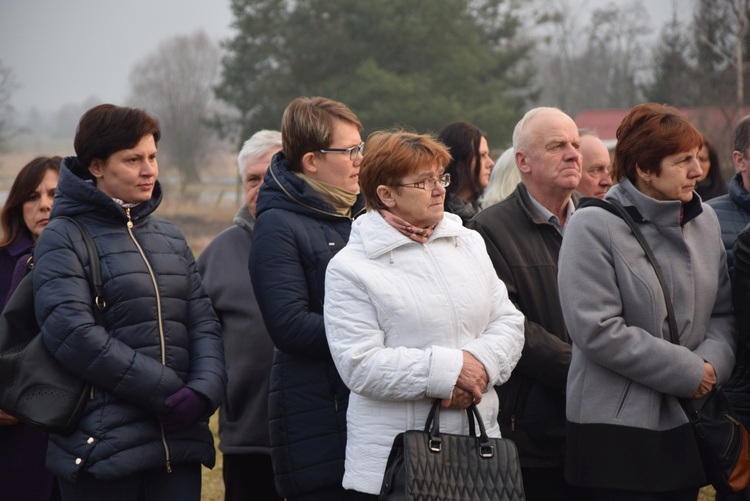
32, 104, 226, 501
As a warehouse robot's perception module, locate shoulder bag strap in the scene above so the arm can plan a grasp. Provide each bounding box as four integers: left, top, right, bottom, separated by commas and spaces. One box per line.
56, 216, 106, 325
604, 200, 680, 345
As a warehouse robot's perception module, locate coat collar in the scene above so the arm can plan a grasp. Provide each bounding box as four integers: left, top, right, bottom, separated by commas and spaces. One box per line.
605, 178, 703, 226
352, 210, 469, 260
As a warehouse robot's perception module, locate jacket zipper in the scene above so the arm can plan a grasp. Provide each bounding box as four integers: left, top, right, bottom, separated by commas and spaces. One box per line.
125, 208, 172, 473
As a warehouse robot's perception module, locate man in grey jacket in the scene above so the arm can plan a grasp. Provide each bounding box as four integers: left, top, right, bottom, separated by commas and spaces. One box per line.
197, 130, 283, 501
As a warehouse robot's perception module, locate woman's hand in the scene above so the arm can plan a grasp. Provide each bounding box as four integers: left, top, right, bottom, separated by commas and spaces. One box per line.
0, 410, 19, 426
456, 351, 489, 404
441, 387, 474, 410
692, 362, 717, 399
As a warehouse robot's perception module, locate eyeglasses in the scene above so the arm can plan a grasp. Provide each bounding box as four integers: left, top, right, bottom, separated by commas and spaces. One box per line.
396, 173, 451, 191
319, 142, 365, 161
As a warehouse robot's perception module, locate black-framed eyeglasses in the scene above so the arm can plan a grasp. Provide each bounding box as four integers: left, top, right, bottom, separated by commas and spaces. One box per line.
396, 173, 451, 191
319, 142, 365, 161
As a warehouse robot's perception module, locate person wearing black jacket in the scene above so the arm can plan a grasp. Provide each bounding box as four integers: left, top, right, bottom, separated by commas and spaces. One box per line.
249, 97, 365, 500
33, 104, 226, 501
468, 107, 593, 501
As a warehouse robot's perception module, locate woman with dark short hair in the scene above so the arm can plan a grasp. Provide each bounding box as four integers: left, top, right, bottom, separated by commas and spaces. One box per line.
32, 104, 226, 501
558, 103, 735, 499
438, 121, 494, 224
0, 155, 61, 501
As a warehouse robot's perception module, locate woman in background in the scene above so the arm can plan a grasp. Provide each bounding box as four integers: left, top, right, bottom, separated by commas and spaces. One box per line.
0, 155, 61, 500
479, 147, 519, 210
696, 137, 727, 201
438, 121, 494, 224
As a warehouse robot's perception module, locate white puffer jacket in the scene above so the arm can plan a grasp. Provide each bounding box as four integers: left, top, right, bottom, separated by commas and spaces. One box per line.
324, 210, 524, 494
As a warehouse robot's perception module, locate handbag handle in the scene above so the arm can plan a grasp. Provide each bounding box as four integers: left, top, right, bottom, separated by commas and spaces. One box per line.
425, 400, 495, 458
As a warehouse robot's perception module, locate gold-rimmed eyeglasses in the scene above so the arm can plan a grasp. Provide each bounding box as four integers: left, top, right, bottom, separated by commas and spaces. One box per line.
396, 173, 451, 191
319, 142, 365, 161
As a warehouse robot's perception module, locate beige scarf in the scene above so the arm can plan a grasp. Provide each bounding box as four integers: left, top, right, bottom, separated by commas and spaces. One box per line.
295, 172, 358, 217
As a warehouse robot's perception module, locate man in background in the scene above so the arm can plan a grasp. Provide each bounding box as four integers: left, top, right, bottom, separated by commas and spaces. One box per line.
197, 130, 283, 501
576, 128, 612, 199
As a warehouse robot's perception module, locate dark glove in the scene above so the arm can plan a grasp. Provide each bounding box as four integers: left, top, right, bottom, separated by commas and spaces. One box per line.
160, 387, 209, 431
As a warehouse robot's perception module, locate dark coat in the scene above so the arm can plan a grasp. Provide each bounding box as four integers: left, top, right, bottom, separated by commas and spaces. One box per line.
197, 205, 274, 456
33, 157, 226, 481
467, 182, 576, 469
713, 173, 750, 427
707, 173, 750, 276
0, 230, 34, 307
249, 152, 364, 497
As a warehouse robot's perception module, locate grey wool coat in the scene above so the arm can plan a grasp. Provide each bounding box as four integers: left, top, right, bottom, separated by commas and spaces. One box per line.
558, 178, 736, 492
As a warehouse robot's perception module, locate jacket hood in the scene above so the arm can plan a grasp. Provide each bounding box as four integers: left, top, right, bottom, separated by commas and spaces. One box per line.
350, 210, 470, 260
605, 178, 702, 227
255, 151, 365, 222
52, 156, 162, 223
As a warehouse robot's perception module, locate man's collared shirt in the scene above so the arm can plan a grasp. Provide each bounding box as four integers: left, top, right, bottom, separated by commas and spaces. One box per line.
527, 192, 575, 235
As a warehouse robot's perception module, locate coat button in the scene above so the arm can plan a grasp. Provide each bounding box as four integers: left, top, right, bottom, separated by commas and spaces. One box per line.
75, 458, 82, 465
87, 437, 94, 444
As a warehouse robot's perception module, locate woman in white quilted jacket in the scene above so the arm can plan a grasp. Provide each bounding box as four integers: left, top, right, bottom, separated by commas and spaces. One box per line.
323, 130, 525, 497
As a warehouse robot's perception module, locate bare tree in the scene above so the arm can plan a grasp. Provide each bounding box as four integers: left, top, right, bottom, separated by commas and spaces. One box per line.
530, 0, 649, 116
0, 60, 18, 151
128, 31, 221, 189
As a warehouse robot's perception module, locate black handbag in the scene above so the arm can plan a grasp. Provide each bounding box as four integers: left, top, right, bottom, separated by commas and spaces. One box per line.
0, 217, 105, 435
592, 197, 750, 495
379, 400, 525, 500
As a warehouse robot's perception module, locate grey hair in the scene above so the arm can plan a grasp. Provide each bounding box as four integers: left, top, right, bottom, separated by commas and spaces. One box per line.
237, 130, 282, 177
479, 147, 520, 210
512, 107, 563, 152
578, 127, 599, 138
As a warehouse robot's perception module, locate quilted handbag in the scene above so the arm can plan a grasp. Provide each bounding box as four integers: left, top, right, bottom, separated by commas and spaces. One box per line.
0, 217, 104, 435
379, 400, 525, 500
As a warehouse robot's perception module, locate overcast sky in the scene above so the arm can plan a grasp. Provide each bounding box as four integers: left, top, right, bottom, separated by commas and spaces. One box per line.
1, 0, 691, 116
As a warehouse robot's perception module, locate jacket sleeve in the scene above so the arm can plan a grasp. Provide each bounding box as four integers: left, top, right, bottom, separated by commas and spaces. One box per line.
250, 209, 330, 358
460, 236, 525, 389
692, 207, 735, 383
34, 221, 186, 415
734, 228, 750, 354
468, 216, 571, 391
324, 254, 463, 400
182, 241, 227, 412
558, 208, 710, 398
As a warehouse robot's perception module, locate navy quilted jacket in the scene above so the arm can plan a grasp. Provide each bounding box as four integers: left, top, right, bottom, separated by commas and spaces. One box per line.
706, 172, 750, 275
249, 152, 364, 497
33, 157, 226, 481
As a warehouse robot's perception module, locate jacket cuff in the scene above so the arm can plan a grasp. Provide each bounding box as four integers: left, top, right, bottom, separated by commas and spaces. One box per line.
426, 345, 463, 398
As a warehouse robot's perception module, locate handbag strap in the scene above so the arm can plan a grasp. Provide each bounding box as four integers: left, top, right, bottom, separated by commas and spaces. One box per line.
425, 400, 495, 458
603, 200, 680, 344
56, 216, 107, 325
593, 200, 700, 415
